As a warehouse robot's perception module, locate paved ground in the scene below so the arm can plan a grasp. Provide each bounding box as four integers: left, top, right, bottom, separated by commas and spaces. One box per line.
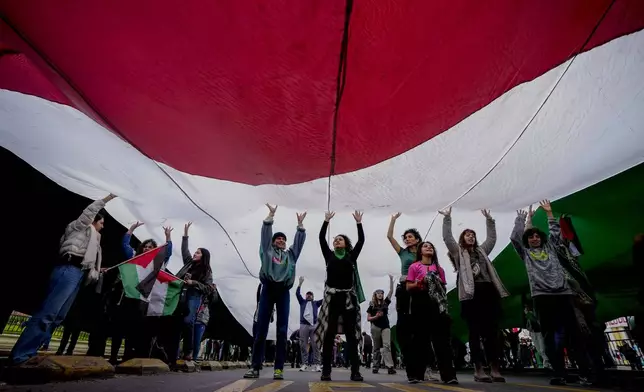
0, 367, 620, 392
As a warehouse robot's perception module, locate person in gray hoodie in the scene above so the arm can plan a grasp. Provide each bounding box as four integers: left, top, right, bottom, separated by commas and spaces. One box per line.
511, 200, 591, 386
245, 204, 307, 380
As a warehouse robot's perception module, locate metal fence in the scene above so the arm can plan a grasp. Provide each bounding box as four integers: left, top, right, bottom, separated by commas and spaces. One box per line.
2, 312, 90, 342
605, 326, 643, 368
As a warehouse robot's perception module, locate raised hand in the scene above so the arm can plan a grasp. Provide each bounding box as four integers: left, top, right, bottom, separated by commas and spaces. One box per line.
163, 226, 173, 241
299, 276, 305, 286
324, 211, 335, 222
103, 193, 118, 203
539, 200, 552, 212
528, 204, 535, 219
539, 200, 553, 217
516, 209, 528, 221
296, 212, 307, 225
391, 212, 401, 220
481, 209, 493, 219
184, 221, 192, 237
439, 206, 452, 217
388, 274, 394, 282
353, 210, 363, 223
266, 203, 278, 216
129, 221, 144, 233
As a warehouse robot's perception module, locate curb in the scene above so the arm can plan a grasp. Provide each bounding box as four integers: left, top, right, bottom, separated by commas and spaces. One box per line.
2, 355, 114, 384
116, 358, 169, 375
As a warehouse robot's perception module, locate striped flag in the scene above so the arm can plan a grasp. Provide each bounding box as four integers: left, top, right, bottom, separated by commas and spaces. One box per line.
118, 245, 184, 316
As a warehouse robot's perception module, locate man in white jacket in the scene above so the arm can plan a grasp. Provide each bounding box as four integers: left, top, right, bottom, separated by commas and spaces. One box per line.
10, 194, 116, 365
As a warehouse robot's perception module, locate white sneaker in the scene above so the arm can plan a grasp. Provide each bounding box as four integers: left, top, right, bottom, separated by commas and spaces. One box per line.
425, 368, 439, 381
314, 365, 322, 372
299, 365, 308, 372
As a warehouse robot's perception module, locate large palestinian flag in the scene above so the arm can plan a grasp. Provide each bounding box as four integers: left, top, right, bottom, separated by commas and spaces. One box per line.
1, 1, 643, 338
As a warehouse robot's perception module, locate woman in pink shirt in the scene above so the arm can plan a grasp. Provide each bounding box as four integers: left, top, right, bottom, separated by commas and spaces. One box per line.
405, 241, 457, 385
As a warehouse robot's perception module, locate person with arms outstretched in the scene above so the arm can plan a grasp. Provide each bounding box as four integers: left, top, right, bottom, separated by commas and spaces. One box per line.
244, 204, 307, 380
511, 201, 591, 386
296, 276, 323, 372
386, 213, 422, 378
10, 193, 116, 365
441, 207, 508, 383
315, 211, 366, 382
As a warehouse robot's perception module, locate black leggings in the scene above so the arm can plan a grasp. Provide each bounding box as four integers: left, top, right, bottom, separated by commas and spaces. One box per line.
321, 294, 359, 374
407, 296, 456, 381
461, 282, 502, 367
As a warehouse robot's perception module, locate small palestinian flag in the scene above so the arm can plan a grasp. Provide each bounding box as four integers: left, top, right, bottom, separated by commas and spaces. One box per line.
118, 245, 184, 316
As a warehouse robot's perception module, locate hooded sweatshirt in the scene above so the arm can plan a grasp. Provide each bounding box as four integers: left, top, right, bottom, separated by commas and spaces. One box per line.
259, 218, 306, 289
510, 216, 572, 296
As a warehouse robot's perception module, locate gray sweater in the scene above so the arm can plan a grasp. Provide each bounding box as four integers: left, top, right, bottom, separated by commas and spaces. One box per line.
510, 216, 572, 296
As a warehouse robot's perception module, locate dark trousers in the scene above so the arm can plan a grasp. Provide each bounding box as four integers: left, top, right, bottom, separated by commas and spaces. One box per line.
461, 282, 502, 367
251, 283, 290, 370
56, 327, 81, 355
321, 294, 360, 374
533, 295, 590, 378
408, 296, 456, 381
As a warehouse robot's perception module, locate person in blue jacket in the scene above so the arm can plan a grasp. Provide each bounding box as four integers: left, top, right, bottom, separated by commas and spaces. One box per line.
244, 204, 307, 380
296, 276, 322, 372
113, 222, 173, 361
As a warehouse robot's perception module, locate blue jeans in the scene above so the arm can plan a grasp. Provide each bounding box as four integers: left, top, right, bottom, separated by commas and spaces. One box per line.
11, 265, 84, 364
181, 290, 202, 358
193, 323, 207, 359
251, 283, 290, 370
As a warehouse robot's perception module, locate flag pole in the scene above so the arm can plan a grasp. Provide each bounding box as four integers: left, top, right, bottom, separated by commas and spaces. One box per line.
102, 243, 168, 273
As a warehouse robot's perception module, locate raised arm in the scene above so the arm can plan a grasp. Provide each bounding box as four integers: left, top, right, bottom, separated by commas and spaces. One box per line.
296, 277, 305, 304
68, 194, 115, 232
387, 213, 402, 254
290, 212, 307, 262
122, 221, 144, 259
510, 210, 528, 257
181, 222, 193, 265
352, 211, 365, 259
479, 209, 497, 255
261, 204, 277, 253
386, 274, 394, 300
525, 205, 535, 230
440, 207, 459, 256
319, 212, 335, 261
540, 200, 562, 246
162, 226, 174, 266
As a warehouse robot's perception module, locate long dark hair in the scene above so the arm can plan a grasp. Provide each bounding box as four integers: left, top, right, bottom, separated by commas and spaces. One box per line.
415, 241, 441, 271
189, 247, 212, 282
458, 229, 478, 248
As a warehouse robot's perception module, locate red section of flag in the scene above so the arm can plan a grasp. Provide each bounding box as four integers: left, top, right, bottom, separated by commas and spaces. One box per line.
0, 1, 642, 185
559, 217, 575, 241
157, 270, 180, 284
127, 246, 164, 268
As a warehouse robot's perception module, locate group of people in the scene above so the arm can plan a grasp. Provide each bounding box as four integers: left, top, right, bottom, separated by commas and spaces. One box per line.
8, 194, 217, 368
244, 199, 601, 386
7, 192, 606, 387
243, 204, 456, 384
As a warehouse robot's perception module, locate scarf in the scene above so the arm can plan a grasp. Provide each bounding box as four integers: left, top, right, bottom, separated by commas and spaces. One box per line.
456, 246, 509, 301
82, 226, 102, 284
